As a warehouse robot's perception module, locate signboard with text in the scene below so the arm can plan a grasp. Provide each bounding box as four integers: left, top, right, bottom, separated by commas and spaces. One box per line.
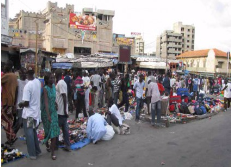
69, 13, 96, 31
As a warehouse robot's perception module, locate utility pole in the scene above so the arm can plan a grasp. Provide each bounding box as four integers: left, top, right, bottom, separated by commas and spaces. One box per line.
227, 52, 230, 77
35, 22, 38, 76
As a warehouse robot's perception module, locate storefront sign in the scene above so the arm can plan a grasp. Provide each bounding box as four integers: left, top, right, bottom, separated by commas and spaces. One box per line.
1, 34, 12, 44
131, 32, 141, 36
69, 13, 96, 31
72, 61, 113, 68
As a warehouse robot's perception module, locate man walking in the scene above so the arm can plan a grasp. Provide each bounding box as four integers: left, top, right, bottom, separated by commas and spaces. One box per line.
1, 60, 18, 146
147, 80, 162, 127
133, 74, 145, 123
163, 73, 170, 95
222, 79, 231, 112
55, 69, 71, 151
18, 67, 41, 159
74, 70, 88, 118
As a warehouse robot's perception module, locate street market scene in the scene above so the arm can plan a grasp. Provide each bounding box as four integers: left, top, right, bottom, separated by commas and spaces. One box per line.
1, 0, 231, 167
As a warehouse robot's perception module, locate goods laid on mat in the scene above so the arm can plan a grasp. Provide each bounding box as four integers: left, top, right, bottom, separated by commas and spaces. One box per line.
1, 144, 25, 165
19, 118, 89, 146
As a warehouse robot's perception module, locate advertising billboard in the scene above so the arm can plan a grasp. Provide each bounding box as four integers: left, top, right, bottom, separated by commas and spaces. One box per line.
69, 13, 96, 31
119, 45, 131, 64
112, 33, 125, 42
117, 37, 134, 46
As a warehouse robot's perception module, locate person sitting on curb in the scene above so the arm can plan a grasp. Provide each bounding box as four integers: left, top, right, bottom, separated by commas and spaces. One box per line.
86, 107, 107, 144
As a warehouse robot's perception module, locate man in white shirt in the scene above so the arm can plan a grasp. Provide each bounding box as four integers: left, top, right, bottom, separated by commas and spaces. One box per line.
18, 67, 41, 160
55, 69, 71, 152
170, 76, 176, 88
145, 71, 156, 115
106, 98, 123, 127
82, 71, 91, 112
147, 80, 162, 127
133, 74, 145, 123
91, 71, 101, 91
222, 79, 231, 112
14, 68, 28, 134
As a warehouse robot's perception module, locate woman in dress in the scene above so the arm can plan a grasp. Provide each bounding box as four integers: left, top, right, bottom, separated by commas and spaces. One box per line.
41, 72, 60, 160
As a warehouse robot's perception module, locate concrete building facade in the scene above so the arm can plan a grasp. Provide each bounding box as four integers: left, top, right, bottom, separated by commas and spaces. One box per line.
156, 22, 195, 59
9, 1, 115, 56
173, 22, 195, 53
134, 35, 144, 55
156, 30, 182, 59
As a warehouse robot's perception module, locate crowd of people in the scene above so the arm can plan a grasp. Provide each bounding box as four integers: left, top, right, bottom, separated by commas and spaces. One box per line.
1, 60, 231, 160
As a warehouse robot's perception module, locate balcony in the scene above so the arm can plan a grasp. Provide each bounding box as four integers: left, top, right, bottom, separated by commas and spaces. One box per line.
167, 44, 182, 48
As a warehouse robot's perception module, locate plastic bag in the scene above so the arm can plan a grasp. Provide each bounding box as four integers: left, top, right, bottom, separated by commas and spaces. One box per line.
124, 112, 133, 120
101, 125, 115, 141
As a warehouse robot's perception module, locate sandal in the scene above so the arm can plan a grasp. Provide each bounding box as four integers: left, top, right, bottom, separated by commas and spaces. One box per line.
51, 155, 57, 160
46, 147, 51, 152
46, 143, 51, 152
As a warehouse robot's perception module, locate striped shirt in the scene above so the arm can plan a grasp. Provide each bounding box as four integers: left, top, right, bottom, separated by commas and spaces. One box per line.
111, 79, 120, 93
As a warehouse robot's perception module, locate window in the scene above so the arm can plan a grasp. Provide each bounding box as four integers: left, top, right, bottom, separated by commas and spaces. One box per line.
97, 14, 103, 20
182, 44, 184, 47
181, 27, 184, 31
188, 35, 190, 37
187, 45, 190, 48
187, 40, 190, 42
192, 29, 195, 33
192, 35, 194, 38
188, 29, 190, 32
182, 39, 184, 42
203, 59, 206, 68
217, 62, 224, 68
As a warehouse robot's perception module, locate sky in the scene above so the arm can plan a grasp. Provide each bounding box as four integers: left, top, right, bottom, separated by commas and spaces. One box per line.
3, 0, 232, 53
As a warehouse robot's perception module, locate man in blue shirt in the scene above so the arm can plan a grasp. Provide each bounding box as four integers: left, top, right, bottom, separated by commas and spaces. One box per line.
133, 74, 145, 123
86, 108, 107, 144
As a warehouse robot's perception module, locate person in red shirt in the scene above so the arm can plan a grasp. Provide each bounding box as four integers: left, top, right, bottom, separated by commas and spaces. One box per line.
157, 80, 165, 95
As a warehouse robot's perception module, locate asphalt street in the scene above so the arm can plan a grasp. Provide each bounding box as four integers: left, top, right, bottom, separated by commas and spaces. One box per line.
2, 108, 231, 167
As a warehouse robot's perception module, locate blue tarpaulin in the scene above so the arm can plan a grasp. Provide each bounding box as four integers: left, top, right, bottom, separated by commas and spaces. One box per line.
52, 62, 73, 69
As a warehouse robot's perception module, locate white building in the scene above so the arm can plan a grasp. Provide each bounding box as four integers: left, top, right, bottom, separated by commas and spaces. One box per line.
134, 35, 144, 55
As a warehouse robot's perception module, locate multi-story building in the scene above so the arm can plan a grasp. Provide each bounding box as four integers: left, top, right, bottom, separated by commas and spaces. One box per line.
173, 22, 195, 53
134, 35, 144, 55
156, 22, 195, 59
8, 1, 115, 56
156, 30, 182, 59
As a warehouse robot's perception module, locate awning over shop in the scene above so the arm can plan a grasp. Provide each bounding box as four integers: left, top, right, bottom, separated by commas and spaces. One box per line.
73, 61, 113, 68
52, 62, 73, 69
139, 62, 168, 69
